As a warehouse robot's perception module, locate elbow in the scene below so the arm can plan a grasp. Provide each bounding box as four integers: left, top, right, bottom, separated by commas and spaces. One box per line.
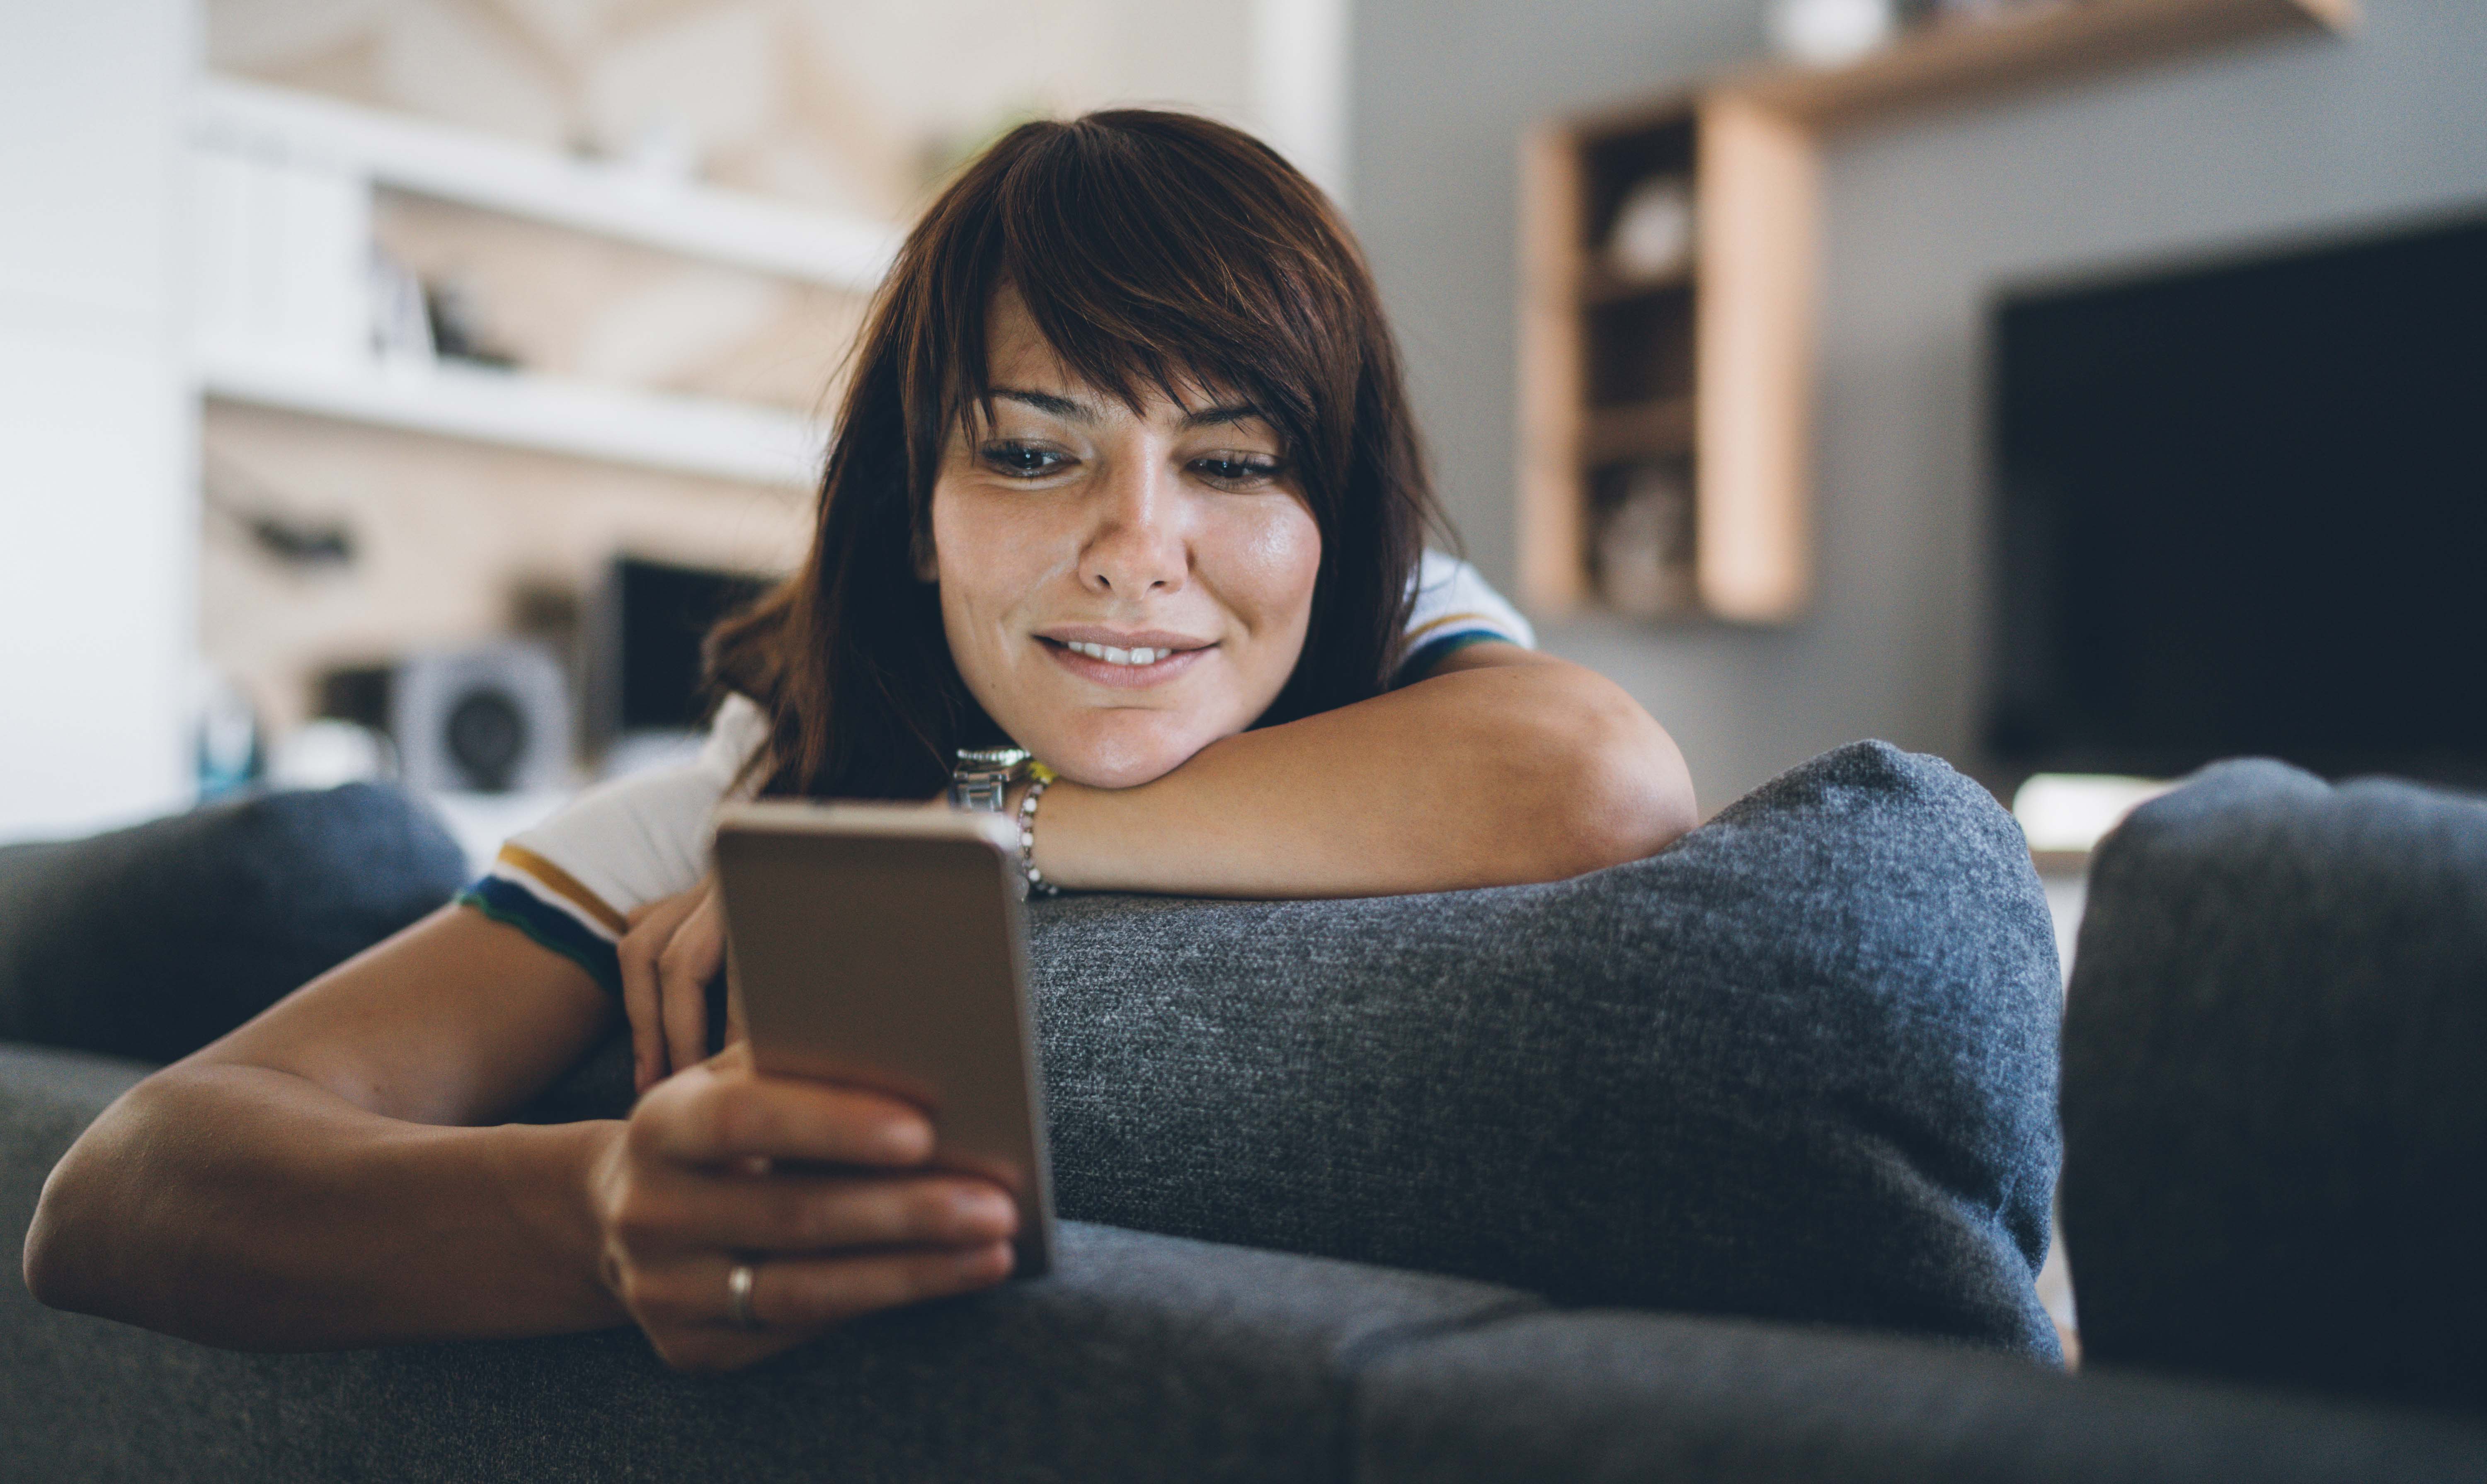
23, 1075, 193, 1327
1522, 680, 1698, 879
24, 1145, 108, 1316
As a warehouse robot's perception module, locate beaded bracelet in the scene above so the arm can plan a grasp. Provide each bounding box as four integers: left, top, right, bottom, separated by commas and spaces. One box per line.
1015, 774, 1060, 898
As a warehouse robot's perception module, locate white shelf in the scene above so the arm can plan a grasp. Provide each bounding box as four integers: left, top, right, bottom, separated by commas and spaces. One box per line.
199, 346, 825, 488
194, 78, 903, 293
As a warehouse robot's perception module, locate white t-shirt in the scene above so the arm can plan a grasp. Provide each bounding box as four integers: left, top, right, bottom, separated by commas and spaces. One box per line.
457, 551, 1531, 991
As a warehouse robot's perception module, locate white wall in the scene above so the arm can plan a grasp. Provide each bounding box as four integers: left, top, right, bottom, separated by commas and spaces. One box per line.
1352, 0, 2487, 811
0, 0, 199, 838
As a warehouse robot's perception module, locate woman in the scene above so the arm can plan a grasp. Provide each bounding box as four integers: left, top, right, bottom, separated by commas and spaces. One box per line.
26, 111, 1694, 1373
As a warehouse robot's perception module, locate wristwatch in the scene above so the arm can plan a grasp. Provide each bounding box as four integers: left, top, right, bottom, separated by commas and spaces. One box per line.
949, 747, 1032, 812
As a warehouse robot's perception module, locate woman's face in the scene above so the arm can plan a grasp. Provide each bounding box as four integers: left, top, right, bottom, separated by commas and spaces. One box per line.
931, 293, 1322, 789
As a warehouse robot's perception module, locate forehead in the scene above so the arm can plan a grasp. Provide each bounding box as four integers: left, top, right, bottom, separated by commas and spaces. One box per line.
981, 289, 1242, 419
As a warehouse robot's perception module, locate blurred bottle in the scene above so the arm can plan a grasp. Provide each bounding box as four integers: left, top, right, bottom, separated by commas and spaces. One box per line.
195, 667, 262, 803
1593, 464, 1697, 620
1769, 0, 1897, 66
1607, 176, 1695, 284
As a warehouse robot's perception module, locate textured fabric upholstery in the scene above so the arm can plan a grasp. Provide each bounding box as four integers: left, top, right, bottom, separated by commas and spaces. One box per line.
0, 1044, 1531, 1484
0, 784, 467, 1064
531, 741, 2066, 1355
1355, 1309, 2487, 1483
1029, 740, 2063, 1355
2061, 761, 2487, 1416
13, 1043, 2481, 1483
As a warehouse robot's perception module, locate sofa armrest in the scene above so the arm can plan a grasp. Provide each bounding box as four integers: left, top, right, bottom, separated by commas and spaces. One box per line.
2, 1040, 1530, 1483
1356, 1309, 2487, 1483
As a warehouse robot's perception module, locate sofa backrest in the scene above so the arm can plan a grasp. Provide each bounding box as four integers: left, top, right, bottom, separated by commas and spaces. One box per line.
2064, 759, 2487, 1415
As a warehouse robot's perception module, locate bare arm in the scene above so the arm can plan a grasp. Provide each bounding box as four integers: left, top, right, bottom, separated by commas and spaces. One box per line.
24, 907, 1015, 1364
621, 644, 1698, 1078
1035, 643, 1695, 897
25, 908, 618, 1348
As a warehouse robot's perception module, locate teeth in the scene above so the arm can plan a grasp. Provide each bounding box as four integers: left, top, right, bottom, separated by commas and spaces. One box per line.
1067, 641, 1164, 665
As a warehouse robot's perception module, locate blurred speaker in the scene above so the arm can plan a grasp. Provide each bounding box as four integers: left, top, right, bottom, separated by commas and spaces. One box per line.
322, 643, 572, 795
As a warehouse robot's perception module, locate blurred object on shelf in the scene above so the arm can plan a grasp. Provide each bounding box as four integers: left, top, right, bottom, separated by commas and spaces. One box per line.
616, 113, 702, 185
1605, 175, 1696, 284
1590, 463, 1697, 619
194, 667, 263, 803
1769, 0, 1900, 66
368, 247, 434, 364
422, 280, 519, 370
268, 720, 394, 790
397, 642, 573, 795
1923, 0, 2063, 26
204, 454, 355, 570
191, 135, 371, 372
322, 643, 574, 797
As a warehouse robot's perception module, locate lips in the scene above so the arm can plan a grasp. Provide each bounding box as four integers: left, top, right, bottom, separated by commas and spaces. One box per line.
1035, 631, 1213, 690
1060, 639, 1172, 667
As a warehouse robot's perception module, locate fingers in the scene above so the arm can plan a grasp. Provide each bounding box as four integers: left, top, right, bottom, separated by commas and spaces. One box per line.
658, 883, 726, 1081
635, 1055, 936, 1169
723, 974, 748, 1052
611, 1169, 1017, 1255
604, 1048, 1017, 1375
620, 888, 704, 1092
632, 1244, 1016, 1337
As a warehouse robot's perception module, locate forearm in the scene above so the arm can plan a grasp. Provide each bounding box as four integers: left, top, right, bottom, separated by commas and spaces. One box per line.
1035, 652, 1695, 897
26, 1063, 622, 1350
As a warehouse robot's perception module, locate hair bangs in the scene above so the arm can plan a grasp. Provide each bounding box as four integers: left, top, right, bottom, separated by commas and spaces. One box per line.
938, 113, 1361, 504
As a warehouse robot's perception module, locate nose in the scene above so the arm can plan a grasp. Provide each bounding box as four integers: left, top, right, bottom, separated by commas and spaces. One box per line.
1079, 452, 1189, 598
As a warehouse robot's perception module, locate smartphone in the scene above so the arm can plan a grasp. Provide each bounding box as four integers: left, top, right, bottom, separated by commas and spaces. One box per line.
711, 801, 1054, 1278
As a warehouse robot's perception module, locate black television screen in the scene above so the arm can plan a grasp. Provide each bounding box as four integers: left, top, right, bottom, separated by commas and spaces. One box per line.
1987, 209, 2487, 786
607, 556, 773, 734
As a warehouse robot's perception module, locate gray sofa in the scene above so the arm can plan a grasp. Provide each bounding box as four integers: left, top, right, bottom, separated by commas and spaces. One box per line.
5, 746, 2485, 1481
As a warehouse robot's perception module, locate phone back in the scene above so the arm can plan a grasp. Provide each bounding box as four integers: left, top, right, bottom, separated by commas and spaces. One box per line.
713, 802, 1054, 1277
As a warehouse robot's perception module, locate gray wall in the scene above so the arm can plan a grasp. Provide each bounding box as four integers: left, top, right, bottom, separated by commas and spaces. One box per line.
1350, 0, 2487, 810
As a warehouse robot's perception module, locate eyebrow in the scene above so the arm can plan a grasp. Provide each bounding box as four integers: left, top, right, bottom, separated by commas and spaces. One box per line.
989, 386, 1267, 432
991, 388, 1094, 421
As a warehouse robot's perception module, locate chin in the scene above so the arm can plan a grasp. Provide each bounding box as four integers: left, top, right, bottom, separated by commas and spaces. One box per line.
1037, 715, 1224, 791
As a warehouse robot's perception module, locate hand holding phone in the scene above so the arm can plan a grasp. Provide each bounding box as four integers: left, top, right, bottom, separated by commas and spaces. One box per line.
590, 1042, 1020, 1372
712, 803, 1057, 1278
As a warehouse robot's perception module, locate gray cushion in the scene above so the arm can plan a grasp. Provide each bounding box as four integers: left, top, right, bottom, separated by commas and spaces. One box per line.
1029, 740, 2063, 1356
0, 785, 467, 1065
2062, 760, 2487, 1416
1355, 1308, 2487, 1483
0, 1044, 1528, 1484
13, 1044, 2476, 1484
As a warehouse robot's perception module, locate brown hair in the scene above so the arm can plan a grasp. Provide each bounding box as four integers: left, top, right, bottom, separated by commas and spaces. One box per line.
709, 109, 1445, 799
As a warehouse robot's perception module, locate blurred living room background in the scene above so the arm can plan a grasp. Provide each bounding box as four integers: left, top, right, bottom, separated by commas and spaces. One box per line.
3, 0, 2482, 895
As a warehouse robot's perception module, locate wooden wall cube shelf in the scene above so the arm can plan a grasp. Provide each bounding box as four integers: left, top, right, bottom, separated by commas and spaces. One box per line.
1517, 0, 2355, 625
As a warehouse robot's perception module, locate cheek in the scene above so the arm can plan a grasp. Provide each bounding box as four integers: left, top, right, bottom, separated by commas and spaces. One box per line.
931, 483, 1053, 653
1219, 498, 1323, 639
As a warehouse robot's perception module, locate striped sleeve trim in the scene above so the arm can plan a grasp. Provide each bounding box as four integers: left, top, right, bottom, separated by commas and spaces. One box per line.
1404, 609, 1508, 645
492, 842, 631, 939
1395, 628, 1516, 686
457, 877, 624, 998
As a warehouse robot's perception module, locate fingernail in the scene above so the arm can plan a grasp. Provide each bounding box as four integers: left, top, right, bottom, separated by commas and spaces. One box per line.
956, 1188, 1017, 1234
875, 1120, 933, 1162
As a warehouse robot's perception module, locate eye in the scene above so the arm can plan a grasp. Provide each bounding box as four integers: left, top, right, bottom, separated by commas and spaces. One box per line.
981, 441, 1069, 479
1190, 454, 1285, 488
